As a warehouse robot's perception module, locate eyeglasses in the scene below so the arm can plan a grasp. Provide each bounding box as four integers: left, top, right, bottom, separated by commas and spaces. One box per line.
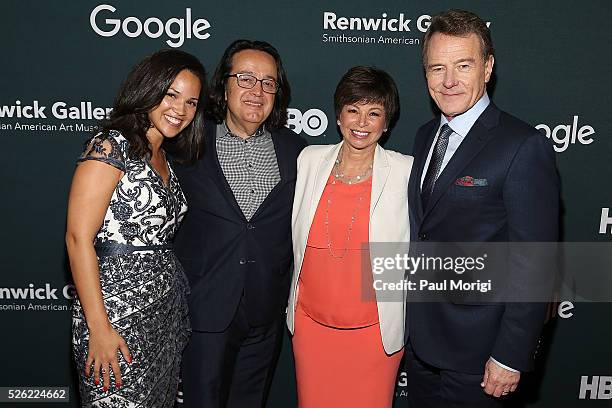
227, 73, 279, 94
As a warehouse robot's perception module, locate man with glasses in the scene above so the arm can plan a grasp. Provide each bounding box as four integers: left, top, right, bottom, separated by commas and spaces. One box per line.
172, 39, 307, 407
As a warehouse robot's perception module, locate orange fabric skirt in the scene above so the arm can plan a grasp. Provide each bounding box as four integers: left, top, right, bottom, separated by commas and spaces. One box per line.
292, 303, 404, 408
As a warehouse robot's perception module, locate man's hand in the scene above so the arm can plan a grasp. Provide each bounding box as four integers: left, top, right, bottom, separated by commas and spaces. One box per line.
481, 358, 520, 397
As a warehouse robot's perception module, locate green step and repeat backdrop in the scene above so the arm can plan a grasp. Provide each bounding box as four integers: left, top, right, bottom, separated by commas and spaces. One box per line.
1, 0, 611, 406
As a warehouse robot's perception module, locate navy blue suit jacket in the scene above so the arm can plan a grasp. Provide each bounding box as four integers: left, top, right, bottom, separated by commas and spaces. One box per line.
173, 121, 307, 332
407, 103, 559, 373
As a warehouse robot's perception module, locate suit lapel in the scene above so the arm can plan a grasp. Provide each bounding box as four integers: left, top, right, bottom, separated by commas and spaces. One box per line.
370, 145, 390, 217
307, 143, 341, 229
250, 130, 287, 219
203, 122, 246, 220
423, 104, 501, 217
412, 121, 438, 221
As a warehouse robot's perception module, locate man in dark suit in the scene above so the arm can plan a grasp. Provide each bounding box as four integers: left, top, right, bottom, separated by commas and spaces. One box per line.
406, 10, 559, 407
172, 40, 307, 407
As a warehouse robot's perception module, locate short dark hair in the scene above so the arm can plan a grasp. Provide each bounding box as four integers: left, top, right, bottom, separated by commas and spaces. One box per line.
206, 39, 290, 129
102, 49, 207, 164
422, 9, 494, 66
333, 66, 400, 128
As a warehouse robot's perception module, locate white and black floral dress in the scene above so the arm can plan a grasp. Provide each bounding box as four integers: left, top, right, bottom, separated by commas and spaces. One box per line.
71, 130, 190, 408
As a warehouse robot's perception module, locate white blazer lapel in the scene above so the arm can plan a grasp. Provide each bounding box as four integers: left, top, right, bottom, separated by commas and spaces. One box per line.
307, 142, 342, 231
370, 144, 390, 217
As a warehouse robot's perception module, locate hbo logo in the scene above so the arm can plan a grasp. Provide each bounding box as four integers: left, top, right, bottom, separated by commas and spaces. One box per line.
287, 108, 328, 137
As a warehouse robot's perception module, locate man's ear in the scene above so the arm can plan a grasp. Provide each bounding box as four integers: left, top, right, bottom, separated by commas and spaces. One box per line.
484, 55, 494, 83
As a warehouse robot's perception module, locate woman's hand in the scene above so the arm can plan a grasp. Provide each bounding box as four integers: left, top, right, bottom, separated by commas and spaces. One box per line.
84, 324, 132, 391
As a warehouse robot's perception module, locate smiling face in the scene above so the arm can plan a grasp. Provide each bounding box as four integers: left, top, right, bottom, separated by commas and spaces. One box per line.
337, 101, 387, 154
147, 69, 201, 143
425, 33, 494, 119
224, 49, 277, 138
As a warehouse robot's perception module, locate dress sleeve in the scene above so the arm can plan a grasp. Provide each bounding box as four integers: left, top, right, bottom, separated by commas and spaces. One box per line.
77, 131, 128, 172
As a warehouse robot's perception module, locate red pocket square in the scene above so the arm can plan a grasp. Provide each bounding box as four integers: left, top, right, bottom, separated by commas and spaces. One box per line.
455, 176, 488, 187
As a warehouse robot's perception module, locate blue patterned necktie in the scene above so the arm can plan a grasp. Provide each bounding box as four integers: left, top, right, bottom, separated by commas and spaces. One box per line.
421, 124, 453, 208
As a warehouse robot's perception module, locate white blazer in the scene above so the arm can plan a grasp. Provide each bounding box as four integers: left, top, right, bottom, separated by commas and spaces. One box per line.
287, 142, 413, 354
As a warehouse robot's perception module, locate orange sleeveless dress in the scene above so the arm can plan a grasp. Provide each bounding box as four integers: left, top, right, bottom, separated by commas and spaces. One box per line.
292, 175, 403, 408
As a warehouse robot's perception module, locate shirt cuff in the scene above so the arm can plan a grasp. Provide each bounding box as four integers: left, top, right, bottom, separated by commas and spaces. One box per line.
490, 357, 520, 373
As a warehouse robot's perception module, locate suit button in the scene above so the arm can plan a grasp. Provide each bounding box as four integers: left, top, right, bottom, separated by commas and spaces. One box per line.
246, 223, 255, 230
418, 233, 428, 241
239, 258, 247, 265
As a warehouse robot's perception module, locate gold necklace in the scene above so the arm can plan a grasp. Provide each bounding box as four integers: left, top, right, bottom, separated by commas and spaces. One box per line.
332, 147, 373, 185
325, 148, 372, 259
324, 179, 366, 259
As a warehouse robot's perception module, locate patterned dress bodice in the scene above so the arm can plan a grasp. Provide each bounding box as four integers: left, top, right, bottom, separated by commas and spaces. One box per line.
78, 130, 187, 247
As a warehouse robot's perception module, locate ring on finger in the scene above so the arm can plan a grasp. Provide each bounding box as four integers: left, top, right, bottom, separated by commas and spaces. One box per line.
101, 367, 107, 374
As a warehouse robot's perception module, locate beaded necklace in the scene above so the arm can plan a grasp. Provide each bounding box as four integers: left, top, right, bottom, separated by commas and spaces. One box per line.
324, 149, 373, 258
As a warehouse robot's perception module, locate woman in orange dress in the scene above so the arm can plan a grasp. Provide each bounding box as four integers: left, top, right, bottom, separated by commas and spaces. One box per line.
287, 66, 413, 407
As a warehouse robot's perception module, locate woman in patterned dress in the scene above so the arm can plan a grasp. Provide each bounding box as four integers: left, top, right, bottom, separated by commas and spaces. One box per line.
65, 50, 206, 407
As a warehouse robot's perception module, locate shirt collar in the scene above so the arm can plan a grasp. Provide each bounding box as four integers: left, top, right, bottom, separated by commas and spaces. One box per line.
440, 92, 490, 137
220, 121, 266, 140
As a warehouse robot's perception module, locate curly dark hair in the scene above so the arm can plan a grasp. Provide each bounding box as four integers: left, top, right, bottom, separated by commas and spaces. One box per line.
334, 66, 400, 129
100, 49, 207, 164
206, 39, 290, 129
